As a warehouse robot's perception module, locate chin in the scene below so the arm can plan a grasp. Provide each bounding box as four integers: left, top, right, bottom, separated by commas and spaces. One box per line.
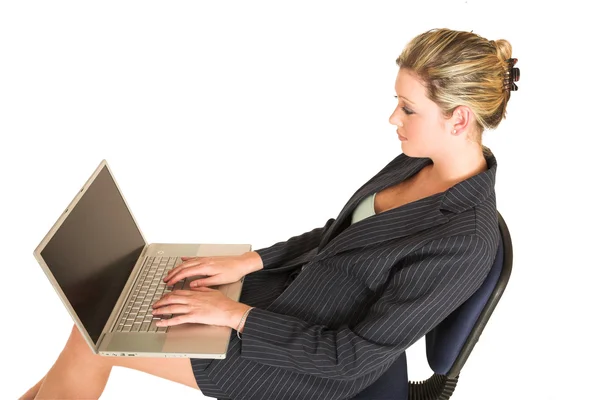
400, 143, 431, 159
400, 142, 419, 158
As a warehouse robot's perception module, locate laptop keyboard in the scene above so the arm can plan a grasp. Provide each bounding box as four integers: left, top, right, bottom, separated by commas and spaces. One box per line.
115, 256, 186, 333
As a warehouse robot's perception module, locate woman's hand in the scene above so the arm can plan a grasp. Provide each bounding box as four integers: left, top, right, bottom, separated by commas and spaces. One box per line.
151, 286, 250, 329
163, 252, 263, 288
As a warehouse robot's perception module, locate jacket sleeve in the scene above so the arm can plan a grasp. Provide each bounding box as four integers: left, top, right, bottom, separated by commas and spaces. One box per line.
254, 217, 336, 270
240, 235, 493, 380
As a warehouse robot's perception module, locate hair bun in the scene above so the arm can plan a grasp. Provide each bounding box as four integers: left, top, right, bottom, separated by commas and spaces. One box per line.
492, 39, 513, 65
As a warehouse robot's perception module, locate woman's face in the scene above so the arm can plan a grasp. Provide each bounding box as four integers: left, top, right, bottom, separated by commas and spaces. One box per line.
389, 68, 451, 158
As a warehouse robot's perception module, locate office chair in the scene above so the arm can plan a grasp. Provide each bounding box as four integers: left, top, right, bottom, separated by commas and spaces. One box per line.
352, 211, 513, 400
408, 211, 513, 399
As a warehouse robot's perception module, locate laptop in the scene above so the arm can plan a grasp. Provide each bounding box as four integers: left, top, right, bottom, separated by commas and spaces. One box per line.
33, 159, 250, 359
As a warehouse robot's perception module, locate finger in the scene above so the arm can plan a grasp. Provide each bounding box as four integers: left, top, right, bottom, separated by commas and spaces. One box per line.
163, 260, 200, 282
189, 276, 222, 288
170, 289, 193, 296
165, 267, 210, 286
164, 257, 209, 281
152, 305, 190, 316
189, 285, 217, 292
152, 292, 191, 309
163, 264, 187, 282
155, 314, 194, 327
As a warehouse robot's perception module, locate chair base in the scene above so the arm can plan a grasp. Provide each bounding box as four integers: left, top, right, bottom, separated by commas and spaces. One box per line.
408, 374, 459, 400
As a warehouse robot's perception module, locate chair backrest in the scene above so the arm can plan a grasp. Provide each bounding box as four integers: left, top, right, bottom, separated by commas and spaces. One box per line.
351, 212, 512, 400
425, 211, 513, 378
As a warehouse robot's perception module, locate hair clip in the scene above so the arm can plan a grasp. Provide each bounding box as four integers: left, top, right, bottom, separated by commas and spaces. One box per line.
504, 58, 520, 92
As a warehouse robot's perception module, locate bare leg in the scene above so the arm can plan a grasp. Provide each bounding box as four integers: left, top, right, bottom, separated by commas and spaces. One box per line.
33, 325, 199, 399
19, 375, 45, 400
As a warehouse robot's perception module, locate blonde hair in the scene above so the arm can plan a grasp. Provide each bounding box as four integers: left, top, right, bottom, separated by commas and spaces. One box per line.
396, 28, 514, 137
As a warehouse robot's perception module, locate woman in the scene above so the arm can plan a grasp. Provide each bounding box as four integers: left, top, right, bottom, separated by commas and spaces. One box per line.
21, 28, 518, 400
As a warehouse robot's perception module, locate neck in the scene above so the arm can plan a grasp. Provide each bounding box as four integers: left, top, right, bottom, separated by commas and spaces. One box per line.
425, 144, 488, 187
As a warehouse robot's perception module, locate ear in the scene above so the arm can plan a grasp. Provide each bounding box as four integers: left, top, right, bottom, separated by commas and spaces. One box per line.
449, 105, 472, 136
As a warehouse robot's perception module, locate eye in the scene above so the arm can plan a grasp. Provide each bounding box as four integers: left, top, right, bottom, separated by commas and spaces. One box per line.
394, 96, 415, 115
401, 106, 414, 115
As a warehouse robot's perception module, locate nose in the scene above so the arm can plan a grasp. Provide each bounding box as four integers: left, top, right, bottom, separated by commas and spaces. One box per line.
389, 105, 404, 127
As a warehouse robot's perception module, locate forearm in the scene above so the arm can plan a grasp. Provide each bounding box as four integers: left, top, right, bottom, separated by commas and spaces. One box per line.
238, 308, 392, 380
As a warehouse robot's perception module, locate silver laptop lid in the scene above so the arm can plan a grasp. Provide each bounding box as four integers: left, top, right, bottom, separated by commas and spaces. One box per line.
34, 160, 147, 349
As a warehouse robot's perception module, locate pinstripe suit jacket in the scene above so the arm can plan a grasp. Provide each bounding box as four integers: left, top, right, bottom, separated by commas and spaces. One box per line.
191, 149, 500, 400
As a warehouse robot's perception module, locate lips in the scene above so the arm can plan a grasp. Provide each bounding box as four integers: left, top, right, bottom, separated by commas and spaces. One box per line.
397, 131, 407, 141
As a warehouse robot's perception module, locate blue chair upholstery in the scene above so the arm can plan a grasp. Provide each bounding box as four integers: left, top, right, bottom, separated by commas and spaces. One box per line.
353, 211, 512, 400
426, 238, 504, 375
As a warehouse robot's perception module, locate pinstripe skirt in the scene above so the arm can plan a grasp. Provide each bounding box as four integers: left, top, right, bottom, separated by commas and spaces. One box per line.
190, 268, 294, 399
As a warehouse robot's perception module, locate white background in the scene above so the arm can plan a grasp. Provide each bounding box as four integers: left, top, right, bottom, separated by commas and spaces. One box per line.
1, 1, 598, 399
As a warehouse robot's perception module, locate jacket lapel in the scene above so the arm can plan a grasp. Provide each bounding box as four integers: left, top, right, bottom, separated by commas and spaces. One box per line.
315, 149, 497, 260
316, 153, 434, 257
315, 194, 448, 260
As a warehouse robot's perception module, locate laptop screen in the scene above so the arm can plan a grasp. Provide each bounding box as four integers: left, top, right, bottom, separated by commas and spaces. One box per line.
40, 166, 145, 344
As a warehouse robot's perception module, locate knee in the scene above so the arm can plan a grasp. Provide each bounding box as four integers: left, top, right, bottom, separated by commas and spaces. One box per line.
67, 325, 94, 354
66, 324, 111, 365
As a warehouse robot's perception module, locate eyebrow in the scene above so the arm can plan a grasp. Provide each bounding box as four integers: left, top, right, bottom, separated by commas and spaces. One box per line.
395, 95, 415, 105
